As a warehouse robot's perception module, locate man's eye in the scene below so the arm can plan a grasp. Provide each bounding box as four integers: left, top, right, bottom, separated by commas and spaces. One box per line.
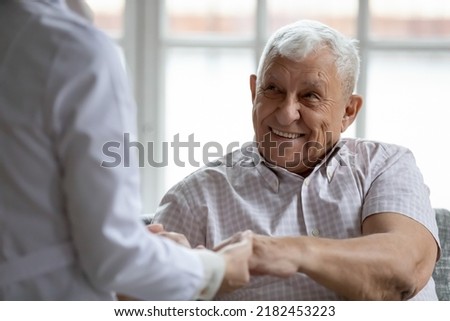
265, 84, 279, 92
303, 92, 320, 101
262, 84, 283, 98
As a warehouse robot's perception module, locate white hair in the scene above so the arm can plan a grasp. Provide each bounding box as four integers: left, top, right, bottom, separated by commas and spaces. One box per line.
257, 20, 360, 96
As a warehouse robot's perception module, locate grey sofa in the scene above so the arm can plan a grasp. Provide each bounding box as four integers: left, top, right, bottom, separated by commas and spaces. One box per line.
433, 208, 450, 300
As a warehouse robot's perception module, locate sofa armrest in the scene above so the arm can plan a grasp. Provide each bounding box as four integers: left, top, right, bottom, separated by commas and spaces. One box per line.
432, 208, 450, 301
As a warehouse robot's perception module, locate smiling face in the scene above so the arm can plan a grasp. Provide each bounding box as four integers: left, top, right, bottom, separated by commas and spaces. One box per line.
251, 48, 362, 175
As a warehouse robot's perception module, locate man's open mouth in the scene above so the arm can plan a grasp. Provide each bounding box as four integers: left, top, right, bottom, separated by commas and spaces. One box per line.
272, 128, 305, 139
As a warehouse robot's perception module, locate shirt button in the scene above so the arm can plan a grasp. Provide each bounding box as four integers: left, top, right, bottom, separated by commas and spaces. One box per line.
304, 178, 310, 186
311, 228, 320, 237
326, 168, 333, 181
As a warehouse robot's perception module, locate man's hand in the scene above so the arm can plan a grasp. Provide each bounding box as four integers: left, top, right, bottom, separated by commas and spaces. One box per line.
249, 234, 299, 277
146, 224, 191, 248
214, 230, 254, 294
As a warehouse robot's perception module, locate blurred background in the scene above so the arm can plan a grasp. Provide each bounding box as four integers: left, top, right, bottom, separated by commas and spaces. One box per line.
85, 0, 450, 213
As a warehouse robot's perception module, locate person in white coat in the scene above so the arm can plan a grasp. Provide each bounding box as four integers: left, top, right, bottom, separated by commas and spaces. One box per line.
0, 0, 253, 300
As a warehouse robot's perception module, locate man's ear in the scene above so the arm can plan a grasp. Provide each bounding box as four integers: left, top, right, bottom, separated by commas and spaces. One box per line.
341, 94, 363, 132
250, 74, 257, 102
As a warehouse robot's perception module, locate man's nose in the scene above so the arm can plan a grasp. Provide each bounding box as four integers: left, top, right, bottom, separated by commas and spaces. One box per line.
275, 94, 300, 126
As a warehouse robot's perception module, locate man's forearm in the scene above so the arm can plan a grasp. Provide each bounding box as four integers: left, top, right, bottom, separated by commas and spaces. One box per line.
294, 234, 419, 300
251, 214, 437, 300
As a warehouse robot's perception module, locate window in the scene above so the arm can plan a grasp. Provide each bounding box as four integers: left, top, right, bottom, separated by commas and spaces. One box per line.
370, 0, 450, 39
364, 0, 450, 212
165, 0, 255, 38
99, 0, 450, 212
267, 0, 358, 37
85, 0, 125, 39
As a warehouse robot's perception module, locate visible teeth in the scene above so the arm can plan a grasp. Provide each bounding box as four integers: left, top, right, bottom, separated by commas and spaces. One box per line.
272, 128, 302, 139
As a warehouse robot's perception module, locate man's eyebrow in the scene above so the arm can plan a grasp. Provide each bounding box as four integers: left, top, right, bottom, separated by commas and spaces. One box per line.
300, 80, 326, 89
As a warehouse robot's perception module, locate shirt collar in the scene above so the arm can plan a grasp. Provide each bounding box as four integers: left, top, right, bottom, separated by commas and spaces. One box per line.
322, 140, 346, 183
248, 139, 348, 191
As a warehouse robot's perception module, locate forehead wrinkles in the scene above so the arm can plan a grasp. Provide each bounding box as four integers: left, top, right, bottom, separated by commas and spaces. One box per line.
262, 64, 331, 90
303, 71, 330, 88
260, 60, 289, 83
264, 56, 335, 82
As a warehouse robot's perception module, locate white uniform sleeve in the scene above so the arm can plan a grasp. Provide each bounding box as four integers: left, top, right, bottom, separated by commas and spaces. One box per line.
46, 23, 216, 300
195, 250, 226, 300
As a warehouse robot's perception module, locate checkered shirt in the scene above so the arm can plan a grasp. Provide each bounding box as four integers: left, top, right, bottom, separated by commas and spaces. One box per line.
153, 138, 440, 300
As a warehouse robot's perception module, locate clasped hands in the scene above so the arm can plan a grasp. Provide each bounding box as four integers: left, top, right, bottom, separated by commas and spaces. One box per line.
148, 224, 298, 295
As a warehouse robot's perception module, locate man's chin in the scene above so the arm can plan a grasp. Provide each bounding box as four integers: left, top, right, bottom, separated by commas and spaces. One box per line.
262, 153, 323, 173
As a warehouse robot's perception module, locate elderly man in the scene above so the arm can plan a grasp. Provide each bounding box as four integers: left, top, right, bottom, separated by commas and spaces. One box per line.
153, 20, 440, 300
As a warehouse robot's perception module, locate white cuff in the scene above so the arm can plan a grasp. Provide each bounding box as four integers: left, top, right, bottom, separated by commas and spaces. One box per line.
194, 250, 225, 300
